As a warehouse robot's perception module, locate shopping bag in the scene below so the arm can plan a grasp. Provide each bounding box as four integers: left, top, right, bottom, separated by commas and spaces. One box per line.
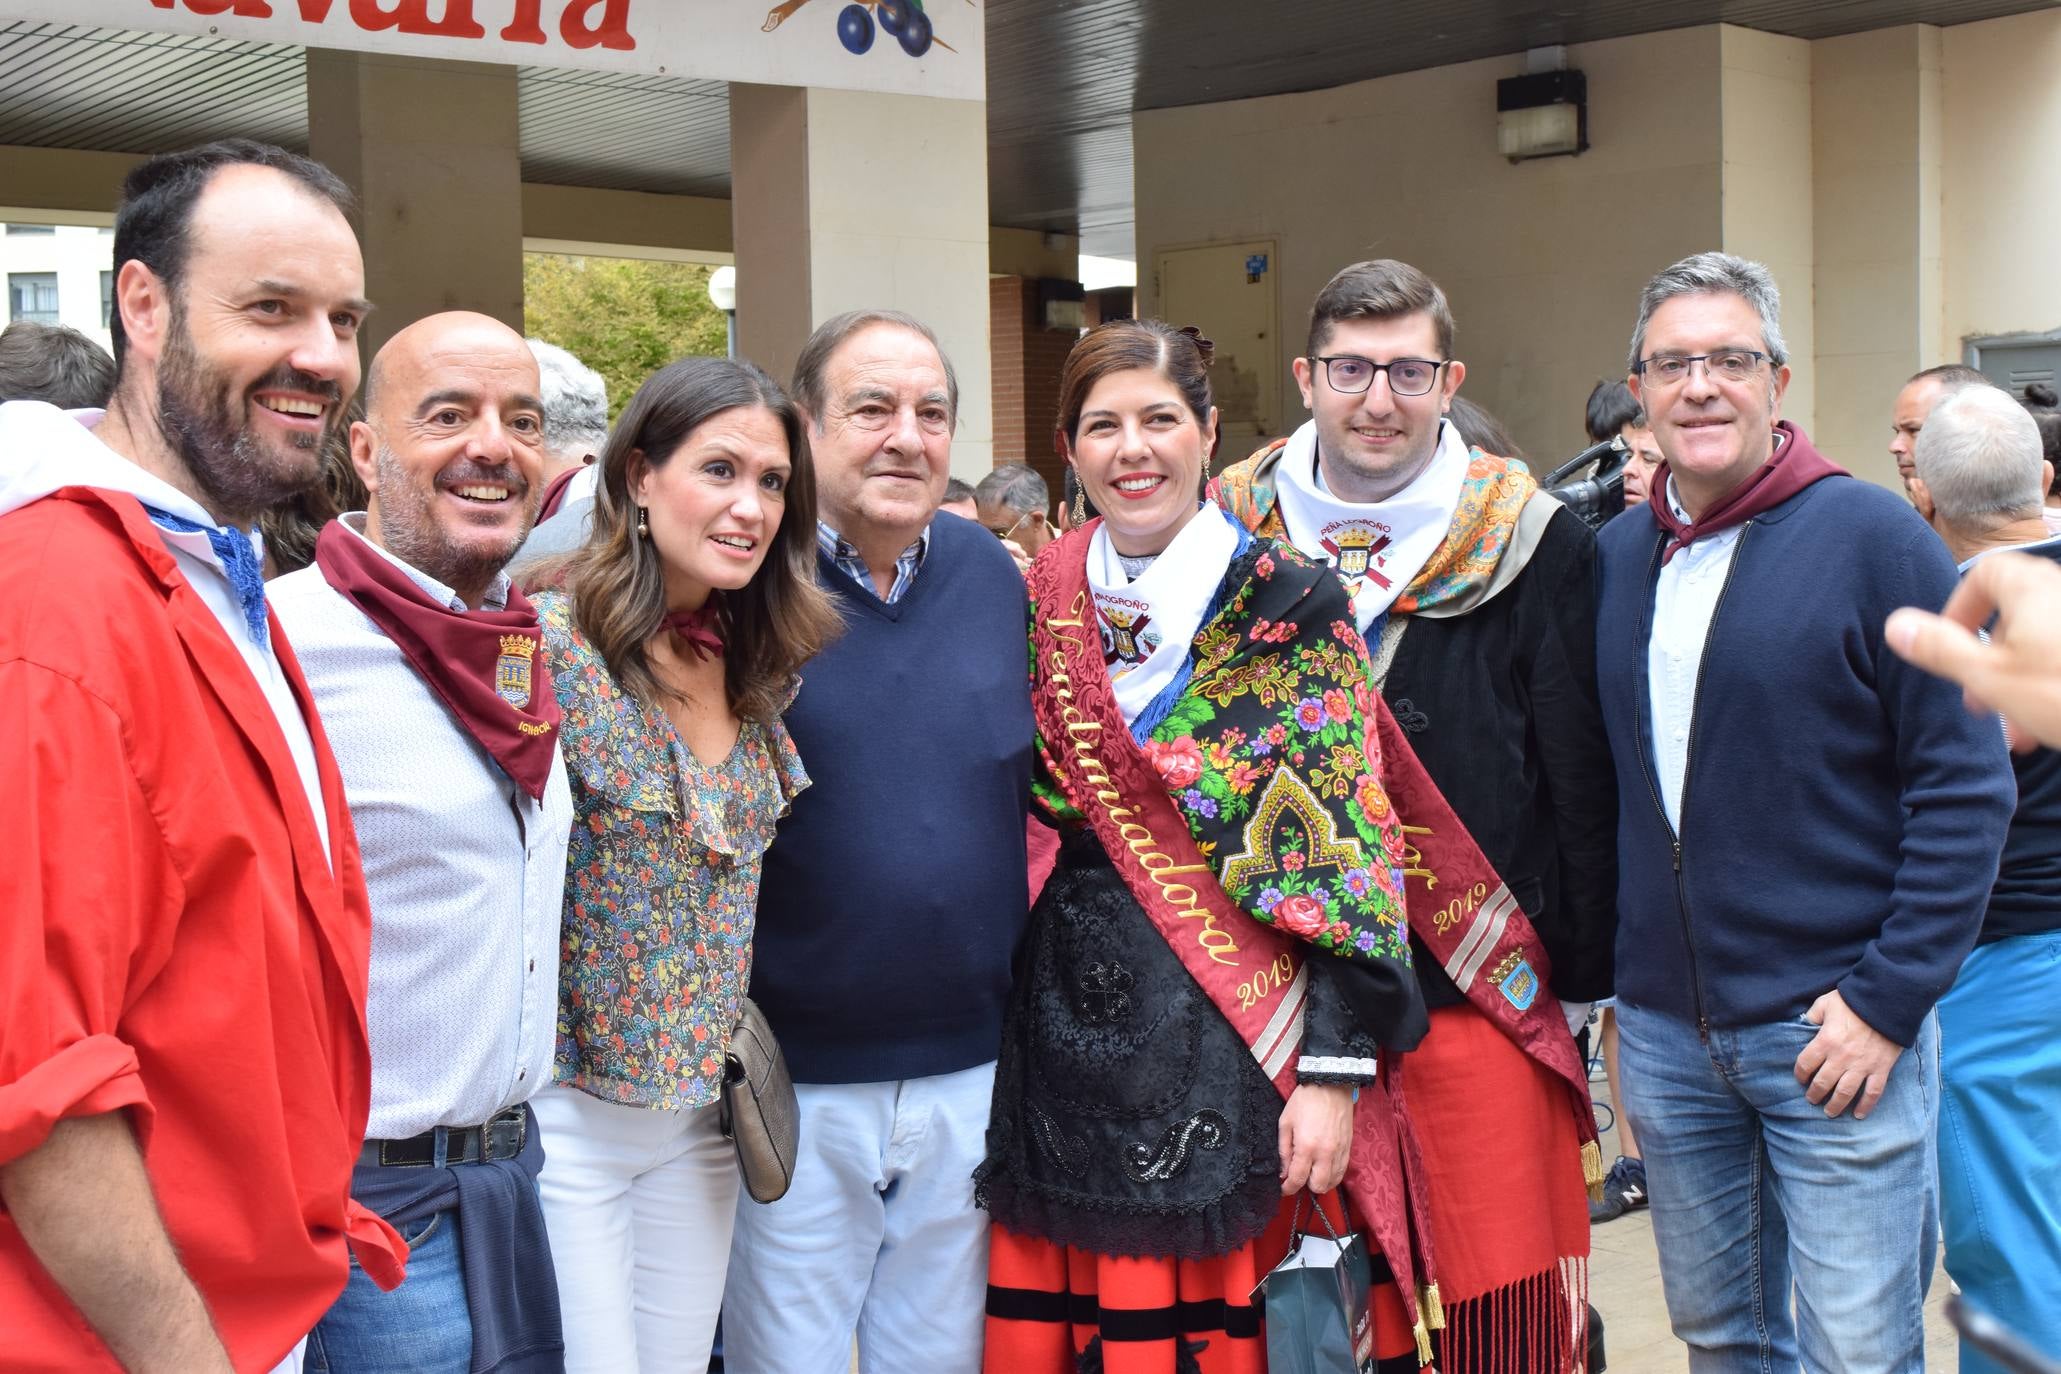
1253, 1192, 1377, 1374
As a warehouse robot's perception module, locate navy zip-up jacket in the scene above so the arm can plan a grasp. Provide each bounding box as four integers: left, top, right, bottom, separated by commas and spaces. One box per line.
1595, 467, 2013, 1046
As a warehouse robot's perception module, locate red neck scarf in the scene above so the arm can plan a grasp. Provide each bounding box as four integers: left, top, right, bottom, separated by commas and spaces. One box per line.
313, 520, 562, 800
1651, 421, 1846, 563
661, 601, 724, 661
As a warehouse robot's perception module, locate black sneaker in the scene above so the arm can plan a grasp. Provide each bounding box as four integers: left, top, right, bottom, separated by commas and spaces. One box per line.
1589, 1155, 1648, 1224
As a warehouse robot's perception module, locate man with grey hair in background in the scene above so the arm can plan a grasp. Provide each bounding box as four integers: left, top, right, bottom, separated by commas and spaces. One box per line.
528, 337, 608, 521
1907, 384, 2061, 1373
1889, 362, 1990, 499
974, 461, 1054, 563
508, 339, 608, 571
1594, 251, 2013, 1372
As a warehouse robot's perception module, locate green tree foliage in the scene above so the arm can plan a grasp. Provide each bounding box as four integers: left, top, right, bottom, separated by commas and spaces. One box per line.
523, 253, 728, 420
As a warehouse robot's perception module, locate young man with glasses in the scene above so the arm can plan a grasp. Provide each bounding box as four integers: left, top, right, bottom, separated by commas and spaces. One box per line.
1595, 252, 2013, 1372
1213, 259, 1615, 1373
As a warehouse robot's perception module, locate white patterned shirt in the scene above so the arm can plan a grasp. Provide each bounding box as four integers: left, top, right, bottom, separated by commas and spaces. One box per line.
270, 517, 573, 1138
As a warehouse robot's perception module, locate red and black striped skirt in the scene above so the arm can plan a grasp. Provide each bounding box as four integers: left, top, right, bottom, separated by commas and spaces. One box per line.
984, 1190, 1422, 1374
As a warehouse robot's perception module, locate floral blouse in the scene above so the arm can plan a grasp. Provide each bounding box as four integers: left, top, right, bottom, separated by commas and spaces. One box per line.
537, 591, 809, 1110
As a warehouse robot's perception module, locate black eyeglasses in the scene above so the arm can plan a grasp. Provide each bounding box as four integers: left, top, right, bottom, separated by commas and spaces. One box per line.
1634, 350, 1771, 387
1312, 355, 1446, 397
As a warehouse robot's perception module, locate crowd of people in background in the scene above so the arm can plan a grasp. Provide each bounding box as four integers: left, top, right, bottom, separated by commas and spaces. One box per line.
2, 136, 2058, 1374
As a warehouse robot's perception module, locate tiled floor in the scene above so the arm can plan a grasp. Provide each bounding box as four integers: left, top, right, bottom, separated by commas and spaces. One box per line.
1585, 1048, 1958, 1371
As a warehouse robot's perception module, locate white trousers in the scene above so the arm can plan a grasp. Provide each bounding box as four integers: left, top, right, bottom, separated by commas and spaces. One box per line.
721, 1061, 995, 1374
531, 1084, 739, 1373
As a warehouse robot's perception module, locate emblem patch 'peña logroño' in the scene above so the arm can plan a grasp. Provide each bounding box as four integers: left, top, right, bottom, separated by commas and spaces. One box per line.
146, 0, 636, 51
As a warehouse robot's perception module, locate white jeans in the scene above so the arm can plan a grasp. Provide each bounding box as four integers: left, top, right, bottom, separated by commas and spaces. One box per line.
531, 1084, 738, 1373
721, 1061, 995, 1374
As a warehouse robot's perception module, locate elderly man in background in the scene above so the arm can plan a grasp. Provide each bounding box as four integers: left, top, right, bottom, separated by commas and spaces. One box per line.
1597, 251, 2014, 1373
271, 312, 573, 1373
973, 461, 1054, 558
508, 339, 609, 578
1906, 385, 2061, 1372
1889, 363, 1990, 499
0, 320, 116, 410
528, 338, 608, 521
722, 310, 1032, 1374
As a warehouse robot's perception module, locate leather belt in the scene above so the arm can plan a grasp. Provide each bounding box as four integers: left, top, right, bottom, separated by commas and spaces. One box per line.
361, 1105, 528, 1169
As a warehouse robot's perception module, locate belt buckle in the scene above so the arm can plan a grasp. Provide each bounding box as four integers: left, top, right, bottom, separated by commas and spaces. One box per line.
485, 1106, 527, 1163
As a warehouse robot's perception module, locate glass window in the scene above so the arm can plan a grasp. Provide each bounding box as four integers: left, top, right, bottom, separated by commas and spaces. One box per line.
101, 270, 114, 328
8, 272, 59, 324
4, 223, 56, 236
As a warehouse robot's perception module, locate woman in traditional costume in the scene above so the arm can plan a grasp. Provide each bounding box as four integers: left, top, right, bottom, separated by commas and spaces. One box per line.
977, 320, 1439, 1373
526, 357, 841, 1371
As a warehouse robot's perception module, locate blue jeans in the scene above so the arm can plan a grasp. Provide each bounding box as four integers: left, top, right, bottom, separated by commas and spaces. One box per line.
1937, 930, 2061, 1373
306, 1205, 470, 1374
1617, 1000, 1939, 1374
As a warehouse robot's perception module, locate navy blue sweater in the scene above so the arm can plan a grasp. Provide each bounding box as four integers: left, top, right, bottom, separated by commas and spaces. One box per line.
1596, 472, 2014, 1046
750, 516, 1033, 1083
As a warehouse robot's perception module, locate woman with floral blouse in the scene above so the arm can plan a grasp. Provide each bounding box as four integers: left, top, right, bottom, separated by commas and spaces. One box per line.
528, 356, 840, 1372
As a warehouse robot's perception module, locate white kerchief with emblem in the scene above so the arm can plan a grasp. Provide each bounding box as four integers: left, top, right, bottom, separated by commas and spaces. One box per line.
1086, 504, 1240, 726
1272, 417, 1470, 633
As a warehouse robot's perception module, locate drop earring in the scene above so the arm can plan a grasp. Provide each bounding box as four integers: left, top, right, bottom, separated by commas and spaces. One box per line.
636, 505, 649, 537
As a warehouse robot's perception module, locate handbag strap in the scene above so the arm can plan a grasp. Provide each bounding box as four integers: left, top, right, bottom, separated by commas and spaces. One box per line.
1290, 1189, 1349, 1247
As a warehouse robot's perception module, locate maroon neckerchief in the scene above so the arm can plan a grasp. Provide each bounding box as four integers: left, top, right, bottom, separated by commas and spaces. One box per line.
535, 464, 585, 523
661, 601, 724, 661
313, 520, 561, 800
1651, 422, 1846, 564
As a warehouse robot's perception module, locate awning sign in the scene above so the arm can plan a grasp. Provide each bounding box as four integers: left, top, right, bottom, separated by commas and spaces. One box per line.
16, 0, 985, 99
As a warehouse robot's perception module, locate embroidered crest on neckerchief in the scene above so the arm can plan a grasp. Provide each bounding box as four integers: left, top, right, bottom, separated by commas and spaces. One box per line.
1094, 596, 1160, 671
1319, 519, 1395, 594
494, 633, 537, 709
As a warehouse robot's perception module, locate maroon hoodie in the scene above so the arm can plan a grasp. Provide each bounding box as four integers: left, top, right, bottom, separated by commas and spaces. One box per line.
1650, 421, 1848, 563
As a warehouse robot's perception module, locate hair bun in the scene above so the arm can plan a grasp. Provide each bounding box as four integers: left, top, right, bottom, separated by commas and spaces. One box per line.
2025, 381, 2058, 409
1177, 324, 1217, 370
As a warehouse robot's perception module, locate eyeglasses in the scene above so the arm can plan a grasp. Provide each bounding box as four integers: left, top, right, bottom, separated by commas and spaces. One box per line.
984, 507, 1043, 541
1634, 350, 1771, 387
1312, 355, 1447, 397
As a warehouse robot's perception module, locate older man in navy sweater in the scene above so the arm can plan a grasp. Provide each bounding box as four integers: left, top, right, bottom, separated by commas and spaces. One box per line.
721, 310, 1032, 1374
1596, 252, 2013, 1374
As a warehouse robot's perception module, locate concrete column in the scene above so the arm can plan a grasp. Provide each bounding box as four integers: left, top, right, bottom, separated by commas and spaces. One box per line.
728, 82, 993, 476
1720, 26, 1817, 441
306, 50, 525, 352
1810, 25, 1943, 487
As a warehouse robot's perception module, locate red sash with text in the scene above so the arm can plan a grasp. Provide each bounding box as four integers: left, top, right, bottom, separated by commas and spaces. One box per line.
1030, 567, 1437, 1355
1372, 707, 1603, 1185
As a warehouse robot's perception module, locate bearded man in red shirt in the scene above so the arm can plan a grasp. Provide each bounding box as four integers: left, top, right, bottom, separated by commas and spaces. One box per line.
0, 140, 400, 1373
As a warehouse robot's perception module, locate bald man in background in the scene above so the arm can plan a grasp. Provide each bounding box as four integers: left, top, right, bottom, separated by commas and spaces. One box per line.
272, 313, 575, 1374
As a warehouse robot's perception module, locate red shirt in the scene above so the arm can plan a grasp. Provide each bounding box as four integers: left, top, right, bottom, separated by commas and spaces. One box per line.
0, 489, 395, 1371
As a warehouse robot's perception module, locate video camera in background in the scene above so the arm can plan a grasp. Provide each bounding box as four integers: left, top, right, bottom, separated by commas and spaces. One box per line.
1542, 436, 1632, 530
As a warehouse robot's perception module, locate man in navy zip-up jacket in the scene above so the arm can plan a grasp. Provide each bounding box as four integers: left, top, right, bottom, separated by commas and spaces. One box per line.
1596, 252, 2013, 1373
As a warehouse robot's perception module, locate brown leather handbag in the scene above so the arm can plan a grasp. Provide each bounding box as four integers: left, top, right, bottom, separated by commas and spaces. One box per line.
719, 998, 800, 1203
